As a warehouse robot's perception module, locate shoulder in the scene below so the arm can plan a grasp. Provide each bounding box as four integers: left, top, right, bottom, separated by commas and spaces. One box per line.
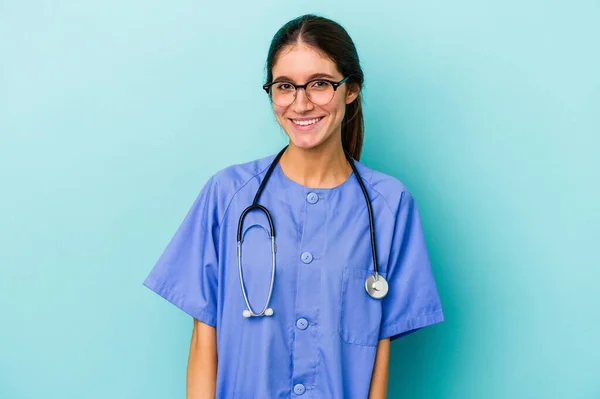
197, 153, 276, 222
353, 160, 415, 215
210, 153, 275, 194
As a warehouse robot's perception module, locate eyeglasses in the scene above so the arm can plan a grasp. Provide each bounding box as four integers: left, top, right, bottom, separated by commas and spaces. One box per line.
263, 76, 350, 107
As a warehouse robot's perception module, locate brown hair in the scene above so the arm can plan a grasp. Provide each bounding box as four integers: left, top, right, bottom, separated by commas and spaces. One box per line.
265, 14, 365, 160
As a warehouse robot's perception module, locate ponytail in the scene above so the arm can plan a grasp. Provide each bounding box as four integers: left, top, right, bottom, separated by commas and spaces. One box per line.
342, 94, 364, 161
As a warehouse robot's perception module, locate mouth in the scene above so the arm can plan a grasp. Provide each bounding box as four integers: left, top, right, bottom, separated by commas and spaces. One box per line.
289, 116, 325, 131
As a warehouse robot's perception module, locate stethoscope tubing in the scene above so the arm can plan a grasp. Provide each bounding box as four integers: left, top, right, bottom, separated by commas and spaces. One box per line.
236, 145, 383, 318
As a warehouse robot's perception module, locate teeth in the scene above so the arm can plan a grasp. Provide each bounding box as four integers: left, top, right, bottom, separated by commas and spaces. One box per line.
293, 117, 322, 126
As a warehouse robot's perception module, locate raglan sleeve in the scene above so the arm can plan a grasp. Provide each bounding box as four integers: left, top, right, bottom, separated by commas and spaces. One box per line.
379, 190, 444, 341
142, 175, 220, 327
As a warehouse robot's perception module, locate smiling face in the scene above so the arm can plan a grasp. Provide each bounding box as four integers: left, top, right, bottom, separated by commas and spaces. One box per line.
270, 42, 359, 152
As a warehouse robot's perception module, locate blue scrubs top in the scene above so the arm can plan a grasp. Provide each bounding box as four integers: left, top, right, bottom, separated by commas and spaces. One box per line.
143, 153, 444, 398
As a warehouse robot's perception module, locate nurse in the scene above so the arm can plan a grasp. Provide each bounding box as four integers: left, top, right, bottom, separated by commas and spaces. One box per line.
143, 14, 444, 399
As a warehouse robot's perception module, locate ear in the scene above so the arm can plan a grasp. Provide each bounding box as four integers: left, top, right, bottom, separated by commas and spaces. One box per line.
345, 82, 360, 105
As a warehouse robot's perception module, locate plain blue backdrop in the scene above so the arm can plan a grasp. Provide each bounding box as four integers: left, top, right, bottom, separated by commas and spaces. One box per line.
1, 1, 599, 398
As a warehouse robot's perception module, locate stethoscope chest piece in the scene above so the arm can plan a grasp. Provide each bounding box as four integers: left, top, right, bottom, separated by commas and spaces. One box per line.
365, 274, 388, 299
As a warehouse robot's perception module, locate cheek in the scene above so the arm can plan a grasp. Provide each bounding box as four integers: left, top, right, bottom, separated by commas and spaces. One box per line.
272, 106, 287, 124
327, 99, 347, 123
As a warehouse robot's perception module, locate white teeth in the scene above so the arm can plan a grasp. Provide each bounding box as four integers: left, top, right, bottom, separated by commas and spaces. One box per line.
292, 117, 322, 126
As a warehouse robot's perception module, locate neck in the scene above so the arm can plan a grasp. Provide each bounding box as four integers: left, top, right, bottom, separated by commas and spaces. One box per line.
279, 141, 352, 189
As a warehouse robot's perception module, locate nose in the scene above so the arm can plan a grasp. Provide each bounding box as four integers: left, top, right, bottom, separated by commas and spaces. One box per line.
291, 87, 314, 113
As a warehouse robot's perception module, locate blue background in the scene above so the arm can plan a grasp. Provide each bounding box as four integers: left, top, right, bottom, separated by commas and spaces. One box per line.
1, 1, 599, 398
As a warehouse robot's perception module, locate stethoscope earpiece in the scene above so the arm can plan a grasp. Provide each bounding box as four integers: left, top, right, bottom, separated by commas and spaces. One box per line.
242, 308, 274, 318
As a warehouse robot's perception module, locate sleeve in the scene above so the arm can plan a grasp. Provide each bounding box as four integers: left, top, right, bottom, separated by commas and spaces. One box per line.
379, 190, 444, 341
142, 176, 220, 327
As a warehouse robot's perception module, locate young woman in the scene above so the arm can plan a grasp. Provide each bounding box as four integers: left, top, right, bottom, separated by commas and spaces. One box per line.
144, 14, 444, 399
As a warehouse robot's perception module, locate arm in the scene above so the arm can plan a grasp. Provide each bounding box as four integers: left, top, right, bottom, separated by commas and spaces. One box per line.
186, 318, 218, 399
368, 337, 390, 399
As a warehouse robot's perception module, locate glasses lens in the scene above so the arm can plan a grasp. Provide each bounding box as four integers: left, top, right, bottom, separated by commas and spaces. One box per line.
306, 80, 334, 105
269, 82, 296, 107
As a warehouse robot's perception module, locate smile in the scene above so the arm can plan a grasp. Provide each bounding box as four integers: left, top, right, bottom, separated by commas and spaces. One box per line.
291, 117, 324, 126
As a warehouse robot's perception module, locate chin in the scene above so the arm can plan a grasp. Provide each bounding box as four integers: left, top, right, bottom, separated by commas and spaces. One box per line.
286, 133, 327, 151
284, 124, 331, 151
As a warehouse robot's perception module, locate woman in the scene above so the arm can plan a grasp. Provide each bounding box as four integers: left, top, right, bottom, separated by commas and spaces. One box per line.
144, 14, 444, 398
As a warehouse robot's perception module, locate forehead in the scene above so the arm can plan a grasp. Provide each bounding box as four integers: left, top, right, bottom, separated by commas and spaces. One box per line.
272, 42, 341, 81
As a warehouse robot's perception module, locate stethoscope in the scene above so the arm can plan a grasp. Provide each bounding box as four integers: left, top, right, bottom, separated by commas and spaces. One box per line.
237, 146, 389, 318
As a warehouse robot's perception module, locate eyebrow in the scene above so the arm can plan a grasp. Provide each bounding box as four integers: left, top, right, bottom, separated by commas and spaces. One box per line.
272, 73, 338, 82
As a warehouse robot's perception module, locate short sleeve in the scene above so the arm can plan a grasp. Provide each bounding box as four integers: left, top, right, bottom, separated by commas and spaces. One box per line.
379, 191, 444, 341
142, 176, 219, 327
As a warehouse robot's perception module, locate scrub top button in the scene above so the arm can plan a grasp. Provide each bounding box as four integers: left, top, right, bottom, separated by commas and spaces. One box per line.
296, 318, 308, 330
306, 192, 319, 204
294, 383, 306, 395
301, 252, 313, 264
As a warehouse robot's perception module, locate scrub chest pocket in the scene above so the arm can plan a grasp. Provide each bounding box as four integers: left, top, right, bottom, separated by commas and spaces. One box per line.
339, 267, 387, 347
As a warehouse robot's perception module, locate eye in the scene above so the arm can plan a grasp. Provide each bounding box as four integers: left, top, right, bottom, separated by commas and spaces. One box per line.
309, 80, 331, 90
275, 82, 294, 91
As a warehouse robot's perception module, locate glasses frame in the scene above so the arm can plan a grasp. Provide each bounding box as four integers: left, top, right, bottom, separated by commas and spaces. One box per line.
262, 76, 350, 106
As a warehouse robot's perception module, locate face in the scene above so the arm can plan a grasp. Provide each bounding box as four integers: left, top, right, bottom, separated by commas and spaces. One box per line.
270, 42, 359, 151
